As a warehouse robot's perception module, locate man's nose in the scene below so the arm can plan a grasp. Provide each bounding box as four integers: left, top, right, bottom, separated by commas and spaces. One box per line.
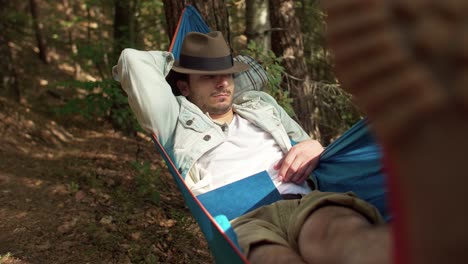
216, 75, 230, 88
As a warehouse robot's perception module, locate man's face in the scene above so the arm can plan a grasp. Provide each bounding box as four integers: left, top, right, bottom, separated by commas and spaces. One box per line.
178, 74, 235, 116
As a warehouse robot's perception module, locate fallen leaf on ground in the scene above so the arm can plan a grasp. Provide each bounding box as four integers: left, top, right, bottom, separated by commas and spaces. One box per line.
159, 219, 176, 228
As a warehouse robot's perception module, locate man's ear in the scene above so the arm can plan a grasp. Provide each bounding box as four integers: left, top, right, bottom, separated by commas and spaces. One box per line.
176, 80, 190, 96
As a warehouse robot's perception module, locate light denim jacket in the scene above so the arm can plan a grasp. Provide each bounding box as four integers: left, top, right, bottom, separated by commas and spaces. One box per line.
113, 48, 310, 188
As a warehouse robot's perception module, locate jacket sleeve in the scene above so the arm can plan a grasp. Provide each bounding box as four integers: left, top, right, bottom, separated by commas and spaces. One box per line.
112, 48, 179, 147
260, 92, 311, 143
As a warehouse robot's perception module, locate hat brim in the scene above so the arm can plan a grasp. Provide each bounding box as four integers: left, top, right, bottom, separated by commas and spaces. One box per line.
171, 61, 250, 75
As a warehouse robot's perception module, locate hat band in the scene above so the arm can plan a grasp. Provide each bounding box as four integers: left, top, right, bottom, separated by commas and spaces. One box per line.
179, 54, 234, 71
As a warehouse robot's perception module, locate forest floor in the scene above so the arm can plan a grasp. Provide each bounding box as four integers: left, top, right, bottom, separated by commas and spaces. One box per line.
0, 96, 213, 264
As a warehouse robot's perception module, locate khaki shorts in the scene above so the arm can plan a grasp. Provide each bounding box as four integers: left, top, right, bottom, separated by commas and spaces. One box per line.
230, 191, 384, 257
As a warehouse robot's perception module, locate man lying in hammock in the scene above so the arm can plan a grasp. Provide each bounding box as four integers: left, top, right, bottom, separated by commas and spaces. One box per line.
113, 31, 389, 264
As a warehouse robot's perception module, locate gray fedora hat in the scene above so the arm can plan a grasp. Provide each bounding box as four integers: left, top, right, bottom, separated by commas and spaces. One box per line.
172, 31, 249, 74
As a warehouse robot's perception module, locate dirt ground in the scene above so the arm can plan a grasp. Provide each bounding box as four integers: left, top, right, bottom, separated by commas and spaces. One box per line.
0, 96, 213, 264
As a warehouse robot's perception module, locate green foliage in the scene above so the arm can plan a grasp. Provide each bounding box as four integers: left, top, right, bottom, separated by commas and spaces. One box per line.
297, 0, 361, 143
68, 181, 80, 193
2, 7, 30, 30
57, 79, 141, 134
312, 82, 361, 142
137, 0, 168, 50
76, 41, 111, 77
243, 41, 296, 117
299, 0, 335, 83
132, 160, 161, 205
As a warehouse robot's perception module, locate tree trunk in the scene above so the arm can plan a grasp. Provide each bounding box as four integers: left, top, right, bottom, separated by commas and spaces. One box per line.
0, 34, 20, 102
113, 0, 133, 63
269, 0, 317, 138
61, 0, 81, 79
0, 0, 20, 102
162, 0, 185, 41
6, 41, 20, 103
162, 0, 230, 43
29, 0, 49, 64
246, 0, 271, 51
132, 0, 143, 49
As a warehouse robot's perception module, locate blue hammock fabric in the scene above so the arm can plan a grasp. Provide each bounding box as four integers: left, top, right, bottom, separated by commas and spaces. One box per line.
169, 5, 211, 60
151, 135, 248, 264
155, 5, 389, 263
313, 119, 390, 221
152, 119, 390, 264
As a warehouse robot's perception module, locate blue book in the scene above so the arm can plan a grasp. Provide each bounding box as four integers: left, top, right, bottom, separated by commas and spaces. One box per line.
197, 170, 282, 220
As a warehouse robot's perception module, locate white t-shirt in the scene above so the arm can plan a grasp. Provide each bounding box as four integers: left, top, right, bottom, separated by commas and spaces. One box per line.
190, 114, 312, 196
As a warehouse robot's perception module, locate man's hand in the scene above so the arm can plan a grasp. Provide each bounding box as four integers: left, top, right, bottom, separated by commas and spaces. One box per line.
274, 139, 324, 184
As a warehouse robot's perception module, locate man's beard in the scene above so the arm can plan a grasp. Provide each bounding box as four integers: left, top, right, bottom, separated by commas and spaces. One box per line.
207, 94, 233, 115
